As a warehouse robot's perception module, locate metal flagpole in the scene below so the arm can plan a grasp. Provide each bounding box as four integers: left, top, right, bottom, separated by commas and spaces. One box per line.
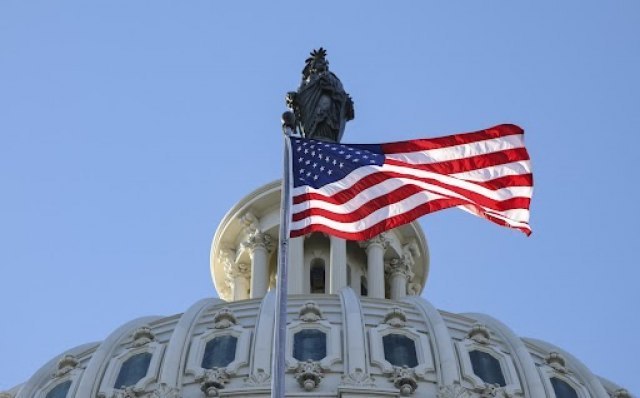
271, 127, 292, 397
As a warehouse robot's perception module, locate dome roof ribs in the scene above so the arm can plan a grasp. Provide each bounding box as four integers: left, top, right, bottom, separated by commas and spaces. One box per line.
464, 312, 547, 397
403, 296, 459, 386
338, 287, 372, 384
524, 337, 610, 398
247, 290, 276, 386
74, 316, 162, 397
158, 298, 223, 388
16, 342, 99, 398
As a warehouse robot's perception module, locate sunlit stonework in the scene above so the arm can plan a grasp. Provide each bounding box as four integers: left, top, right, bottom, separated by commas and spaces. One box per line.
1, 180, 632, 398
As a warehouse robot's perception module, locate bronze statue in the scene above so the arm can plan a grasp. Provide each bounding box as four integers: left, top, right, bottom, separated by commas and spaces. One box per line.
285, 48, 354, 143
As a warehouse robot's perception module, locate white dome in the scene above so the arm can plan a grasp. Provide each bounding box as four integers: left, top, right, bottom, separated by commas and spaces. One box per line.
2, 293, 632, 398
2, 182, 632, 398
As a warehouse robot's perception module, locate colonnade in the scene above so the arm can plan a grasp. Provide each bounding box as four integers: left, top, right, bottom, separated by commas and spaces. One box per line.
223, 231, 417, 301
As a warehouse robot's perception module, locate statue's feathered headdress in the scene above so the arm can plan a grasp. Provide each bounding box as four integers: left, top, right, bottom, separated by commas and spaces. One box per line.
302, 47, 328, 80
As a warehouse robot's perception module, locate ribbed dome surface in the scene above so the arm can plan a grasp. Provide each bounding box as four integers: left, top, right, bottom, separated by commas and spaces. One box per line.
2, 292, 631, 398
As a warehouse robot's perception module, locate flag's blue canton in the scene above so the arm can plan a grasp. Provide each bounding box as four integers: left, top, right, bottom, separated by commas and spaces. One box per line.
291, 138, 385, 189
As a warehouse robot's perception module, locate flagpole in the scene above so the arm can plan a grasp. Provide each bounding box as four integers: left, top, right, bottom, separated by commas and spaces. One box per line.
271, 127, 292, 398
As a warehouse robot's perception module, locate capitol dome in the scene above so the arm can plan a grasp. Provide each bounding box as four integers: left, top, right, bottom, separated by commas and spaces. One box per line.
1, 181, 632, 398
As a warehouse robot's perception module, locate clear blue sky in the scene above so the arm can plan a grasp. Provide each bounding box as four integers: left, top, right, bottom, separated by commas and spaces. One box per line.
1, 1, 638, 394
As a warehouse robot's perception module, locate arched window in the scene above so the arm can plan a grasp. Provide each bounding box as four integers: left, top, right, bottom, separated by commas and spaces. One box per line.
310, 259, 326, 293
383, 334, 418, 368
360, 276, 368, 296
201, 335, 238, 369
46, 380, 71, 398
293, 329, 327, 361
551, 377, 578, 398
469, 350, 506, 387
114, 352, 152, 389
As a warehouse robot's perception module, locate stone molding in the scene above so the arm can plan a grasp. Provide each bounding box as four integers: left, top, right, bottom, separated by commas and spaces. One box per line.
455, 326, 522, 397
185, 308, 251, 378
97, 332, 165, 398
294, 360, 324, 391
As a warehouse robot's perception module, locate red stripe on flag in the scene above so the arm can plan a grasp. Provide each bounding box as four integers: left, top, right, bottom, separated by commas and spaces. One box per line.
384, 147, 530, 175
380, 124, 523, 154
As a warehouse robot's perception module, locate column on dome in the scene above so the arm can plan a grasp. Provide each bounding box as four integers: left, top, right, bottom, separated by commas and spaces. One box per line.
287, 236, 305, 294
385, 258, 414, 300
359, 234, 389, 299
329, 235, 347, 293
350, 264, 363, 295
243, 232, 274, 299
223, 252, 251, 300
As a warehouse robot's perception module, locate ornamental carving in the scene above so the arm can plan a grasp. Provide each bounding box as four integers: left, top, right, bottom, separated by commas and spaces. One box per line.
467, 324, 491, 345
473, 383, 512, 398
407, 282, 422, 296
359, 233, 390, 251
211, 308, 238, 329
240, 211, 260, 235
545, 352, 567, 373
385, 258, 414, 281
53, 354, 81, 377
298, 301, 324, 322
390, 366, 418, 396
243, 368, 271, 386
402, 241, 419, 267
613, 389, 632, 398
437, 385, 473, 398
242, 232, 274, 254
382, 307, 408, 328
197, 368, 229, 397
110, 387, 139, 398
340, 368, 376, 387
294, 360, 324, 391
131, 326, 155, 347
149, 384, 181, 398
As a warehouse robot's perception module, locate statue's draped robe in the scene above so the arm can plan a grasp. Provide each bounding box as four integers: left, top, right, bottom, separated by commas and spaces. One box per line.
296, 71, 352, 142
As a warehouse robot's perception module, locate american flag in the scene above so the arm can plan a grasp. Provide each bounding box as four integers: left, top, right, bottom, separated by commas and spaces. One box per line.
288, 124, 533, 240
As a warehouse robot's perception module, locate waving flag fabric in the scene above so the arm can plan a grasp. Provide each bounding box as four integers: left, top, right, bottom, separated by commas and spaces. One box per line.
288, 124, 533, 240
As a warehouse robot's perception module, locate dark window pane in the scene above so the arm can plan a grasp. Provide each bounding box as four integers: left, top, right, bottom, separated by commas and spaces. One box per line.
310, 260, 325, 293
383, 334, 418, 368
293, 329, 327, 361
46, 380, 71, 398
551, 377, 578, 398
469, 350, 506, 386
201, 335, 238, 369
361, 276, 368, 296
114, 352, 152, 389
